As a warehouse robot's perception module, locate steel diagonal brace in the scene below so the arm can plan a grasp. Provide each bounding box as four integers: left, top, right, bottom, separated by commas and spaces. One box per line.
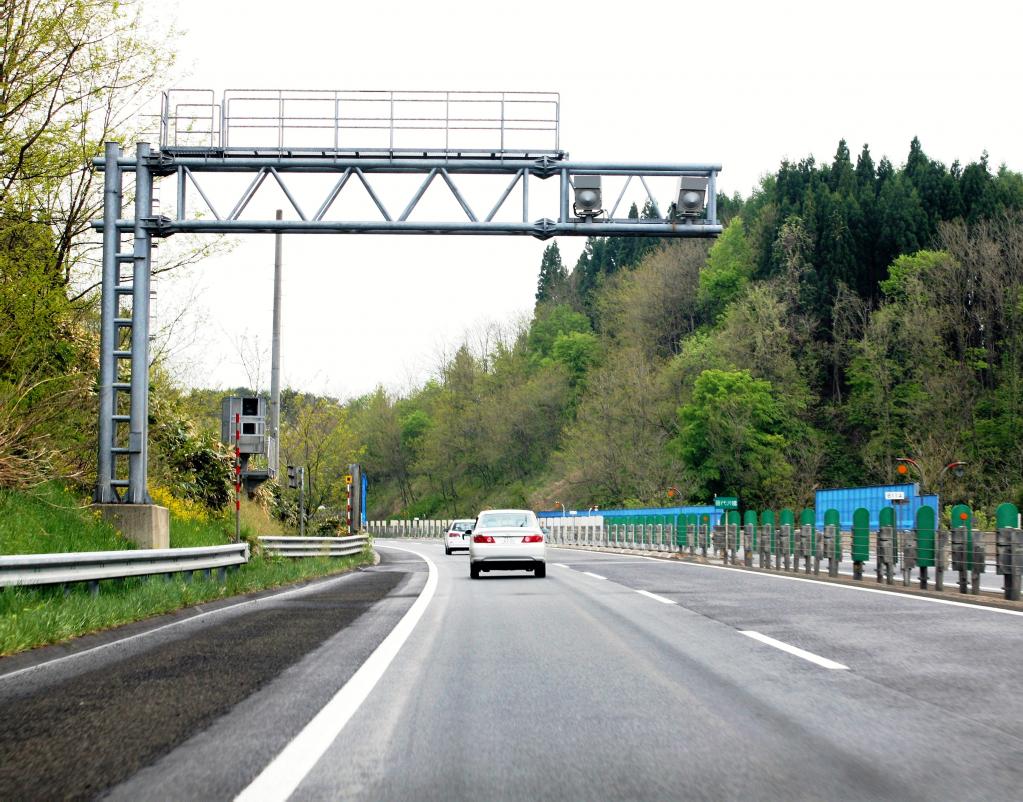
639, 176, 662, 219
313, 168, 353, 221
438, 169, 477, 222
399, 168, 439, 222
183, 167, 222, 220
268, 167, 308, 221
353, 168, 392, 221
229, 168, 270, 220
486, 171, 523, 222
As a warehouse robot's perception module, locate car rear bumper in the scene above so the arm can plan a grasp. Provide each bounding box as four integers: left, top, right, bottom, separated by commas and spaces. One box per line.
469, 543, 546, 563
473, 558, 543, 571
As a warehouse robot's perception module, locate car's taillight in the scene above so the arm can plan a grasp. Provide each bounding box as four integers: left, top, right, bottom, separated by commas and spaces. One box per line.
473, 534, 495, 543
522, 535, 543, 543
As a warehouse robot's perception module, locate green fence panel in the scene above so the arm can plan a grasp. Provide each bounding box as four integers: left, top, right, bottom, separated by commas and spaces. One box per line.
852, 508, 870, 562
916, 505, 936, 568
951, 503, 973, 571
996, 502, 1019, 529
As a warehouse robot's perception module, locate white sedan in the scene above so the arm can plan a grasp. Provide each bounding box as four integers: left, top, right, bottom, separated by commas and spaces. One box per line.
468, 509, 546, 579
444, 519, 475, 555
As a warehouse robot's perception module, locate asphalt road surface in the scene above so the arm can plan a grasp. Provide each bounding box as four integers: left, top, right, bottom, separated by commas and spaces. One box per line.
1, 540, 1021, 801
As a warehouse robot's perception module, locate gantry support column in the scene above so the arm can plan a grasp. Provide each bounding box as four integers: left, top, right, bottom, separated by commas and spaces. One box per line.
127, 142, 153, 503
96, 142, 122, 503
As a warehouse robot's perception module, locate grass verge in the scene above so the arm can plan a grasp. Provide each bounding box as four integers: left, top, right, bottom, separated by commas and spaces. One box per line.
0, 484, 375, 657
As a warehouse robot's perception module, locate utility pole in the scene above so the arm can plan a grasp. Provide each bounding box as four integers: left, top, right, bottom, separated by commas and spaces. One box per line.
299, 466, 306, 537
270, 209, 283, 479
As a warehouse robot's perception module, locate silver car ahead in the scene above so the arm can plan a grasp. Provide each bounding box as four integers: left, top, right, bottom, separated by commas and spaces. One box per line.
468, 509, 546, 579
444, 519, 475, 555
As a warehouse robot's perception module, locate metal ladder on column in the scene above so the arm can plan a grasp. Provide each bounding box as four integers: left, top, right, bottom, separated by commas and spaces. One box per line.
96, 142, 153, 504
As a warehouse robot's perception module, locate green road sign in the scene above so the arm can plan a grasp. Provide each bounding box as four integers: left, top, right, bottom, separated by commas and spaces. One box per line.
714, 496, 739, 510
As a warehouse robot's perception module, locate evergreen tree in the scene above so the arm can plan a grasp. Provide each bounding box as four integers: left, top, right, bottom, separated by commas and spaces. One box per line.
535, 242, 568, 306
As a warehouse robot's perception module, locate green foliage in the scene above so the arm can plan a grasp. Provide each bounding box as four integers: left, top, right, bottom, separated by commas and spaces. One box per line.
150, 392, 234, 511
535, 242, 568, 306
550, 331, 601, 386
698, 216, 755, 319
0, 482, 129, 554
280, 392, 363, 521
672, 370, 793, 508
527, 304, 591, 359
878, 250, 951, 302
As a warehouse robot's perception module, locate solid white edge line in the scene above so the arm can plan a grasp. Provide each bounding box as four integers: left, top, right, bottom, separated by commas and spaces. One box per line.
235, 544, 437, 802
635, 589, 676, 605
549, 547, 1023, 617
582, 572, 607, 580
551, 563, 569, 568
740, 630, 849, 670
0, 567, 366, 684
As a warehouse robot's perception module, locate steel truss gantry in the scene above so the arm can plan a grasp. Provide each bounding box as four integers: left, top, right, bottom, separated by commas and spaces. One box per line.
93, 134, 721, 504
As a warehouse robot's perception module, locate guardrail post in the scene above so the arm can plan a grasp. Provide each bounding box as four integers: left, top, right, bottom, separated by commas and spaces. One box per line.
996, 503, 1021, 601
877, 526, 895, 585
996, 528, 1022, 601
824, 525, 839, 577
743, 523, 754, 567
901, 528, 917, 587
935, 529, 948, 590
781, 524, 791, 571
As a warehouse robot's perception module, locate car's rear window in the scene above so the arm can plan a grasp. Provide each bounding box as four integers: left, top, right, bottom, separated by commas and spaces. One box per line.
477, 512, 534, 528
450, 520, 474, 531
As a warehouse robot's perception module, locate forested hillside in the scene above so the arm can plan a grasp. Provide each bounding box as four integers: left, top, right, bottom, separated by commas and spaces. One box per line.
353, 139, 1023, 518
2, 0, 1021, 527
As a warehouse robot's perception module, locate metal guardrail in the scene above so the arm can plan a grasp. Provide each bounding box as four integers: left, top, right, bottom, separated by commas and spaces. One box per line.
366, 520, 450, 538
258, 535, 369, 558
0, 544, 249, 589
533, 519, 1023, 601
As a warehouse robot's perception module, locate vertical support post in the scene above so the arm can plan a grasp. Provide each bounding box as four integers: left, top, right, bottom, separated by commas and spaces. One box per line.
128, 142, 153, 504
270, 209, 283, 479
706, 170, 718, 224
522, 169, 529, 223
299, 466, 306, 537
96, 142, 122, 503
560, 168, 570, 223
234, 412, 241, 542
176, 165, 185, 221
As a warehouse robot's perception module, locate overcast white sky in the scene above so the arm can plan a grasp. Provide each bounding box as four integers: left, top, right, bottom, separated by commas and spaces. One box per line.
145, 0, 1023, 399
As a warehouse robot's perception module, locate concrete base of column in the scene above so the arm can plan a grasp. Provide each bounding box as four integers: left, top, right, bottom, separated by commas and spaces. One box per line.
93, 504, 170, 549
